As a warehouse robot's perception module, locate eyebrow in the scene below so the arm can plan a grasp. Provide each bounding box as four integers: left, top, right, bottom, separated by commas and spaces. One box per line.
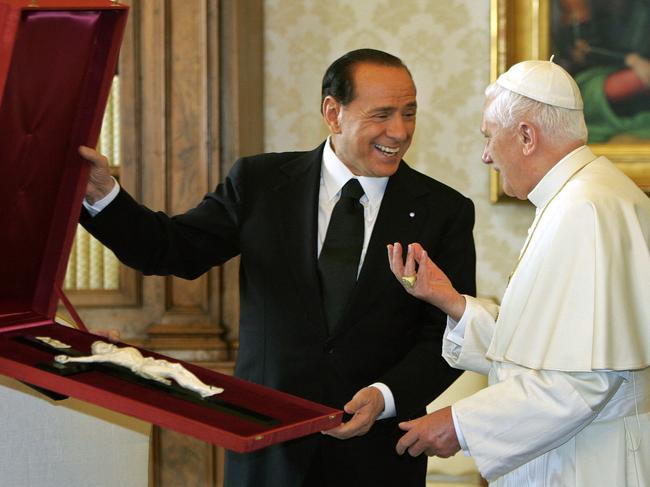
371, 102, 418, 113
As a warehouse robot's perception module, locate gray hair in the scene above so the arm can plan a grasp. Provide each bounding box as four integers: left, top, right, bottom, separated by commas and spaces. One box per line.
484, 83, 588, 144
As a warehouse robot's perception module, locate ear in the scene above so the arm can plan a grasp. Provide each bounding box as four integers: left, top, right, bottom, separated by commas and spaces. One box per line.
518, 122, 536, 156
322, 96, 342, 134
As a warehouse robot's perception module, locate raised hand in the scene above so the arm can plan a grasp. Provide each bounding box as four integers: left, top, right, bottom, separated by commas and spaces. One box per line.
387, 242, 466, 321
78, 145, 116, 204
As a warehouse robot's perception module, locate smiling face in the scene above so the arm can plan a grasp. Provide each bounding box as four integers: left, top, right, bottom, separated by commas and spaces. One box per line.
323, 63, 417, 177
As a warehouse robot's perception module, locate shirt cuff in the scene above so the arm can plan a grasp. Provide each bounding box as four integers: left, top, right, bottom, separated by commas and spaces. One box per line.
451, 405, 471, 456
82, 177, 120, 216
370, 382, 396, 420
446, 294, 474, 347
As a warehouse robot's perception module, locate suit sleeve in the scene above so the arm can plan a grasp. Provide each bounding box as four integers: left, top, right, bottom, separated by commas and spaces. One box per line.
381, 196, 477, 418
80, 159, 247, 279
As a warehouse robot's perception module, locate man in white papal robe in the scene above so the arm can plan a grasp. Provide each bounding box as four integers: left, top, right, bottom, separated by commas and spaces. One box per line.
388, 59, 650, 486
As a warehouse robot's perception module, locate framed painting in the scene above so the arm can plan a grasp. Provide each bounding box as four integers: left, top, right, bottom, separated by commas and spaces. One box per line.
490, 0, 650, 202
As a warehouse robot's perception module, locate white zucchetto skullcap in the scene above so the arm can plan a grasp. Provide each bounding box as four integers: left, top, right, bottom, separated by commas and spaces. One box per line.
496, 57, 583, 110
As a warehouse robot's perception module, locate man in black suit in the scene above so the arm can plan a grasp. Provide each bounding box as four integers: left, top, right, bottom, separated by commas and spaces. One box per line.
79, 49, 476, 486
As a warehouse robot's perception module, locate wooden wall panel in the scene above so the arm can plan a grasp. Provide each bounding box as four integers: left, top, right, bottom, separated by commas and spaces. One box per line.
217, 0, 264, 352
166, 0, 209, 318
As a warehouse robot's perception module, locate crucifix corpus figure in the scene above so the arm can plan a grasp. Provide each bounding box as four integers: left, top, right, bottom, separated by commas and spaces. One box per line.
55, 341, 224, 398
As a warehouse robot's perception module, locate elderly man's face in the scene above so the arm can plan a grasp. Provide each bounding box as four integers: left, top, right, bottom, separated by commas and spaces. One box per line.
326, 63, 417, 177
481, 111, 527, 199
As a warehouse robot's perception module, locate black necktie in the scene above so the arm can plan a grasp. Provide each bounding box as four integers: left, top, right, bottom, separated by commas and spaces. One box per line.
318, 178, 365, 333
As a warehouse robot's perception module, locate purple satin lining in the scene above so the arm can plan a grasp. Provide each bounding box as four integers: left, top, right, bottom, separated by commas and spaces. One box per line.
0, 10, 114, 323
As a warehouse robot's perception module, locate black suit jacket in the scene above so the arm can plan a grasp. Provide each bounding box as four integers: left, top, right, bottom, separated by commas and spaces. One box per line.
81, 142, 476, 486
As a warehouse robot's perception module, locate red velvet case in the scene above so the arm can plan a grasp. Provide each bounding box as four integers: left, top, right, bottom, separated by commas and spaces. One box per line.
0, 0, 342, 452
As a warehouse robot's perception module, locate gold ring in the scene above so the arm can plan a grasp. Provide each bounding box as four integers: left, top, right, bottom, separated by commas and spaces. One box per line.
401, 275, 416, 288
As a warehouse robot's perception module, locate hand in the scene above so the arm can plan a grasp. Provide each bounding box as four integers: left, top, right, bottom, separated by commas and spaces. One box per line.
387, 242, 466, 321
396, 406, 460, 458
78, 145, 116, 204
322, 386, 385, 439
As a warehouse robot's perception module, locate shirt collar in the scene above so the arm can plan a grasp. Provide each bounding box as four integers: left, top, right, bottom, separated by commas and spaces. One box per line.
527, 145, 597, 209
322, 136, 389, 206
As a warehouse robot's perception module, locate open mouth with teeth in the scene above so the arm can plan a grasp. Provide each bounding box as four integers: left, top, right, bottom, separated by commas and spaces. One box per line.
374, 144, 400, 157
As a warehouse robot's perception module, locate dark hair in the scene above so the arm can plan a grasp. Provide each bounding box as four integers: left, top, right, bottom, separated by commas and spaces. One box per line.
320, 48, 411, 113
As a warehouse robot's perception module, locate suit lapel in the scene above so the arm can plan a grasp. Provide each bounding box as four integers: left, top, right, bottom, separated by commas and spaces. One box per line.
274, 144, 327, 332
333, 162, 431, 336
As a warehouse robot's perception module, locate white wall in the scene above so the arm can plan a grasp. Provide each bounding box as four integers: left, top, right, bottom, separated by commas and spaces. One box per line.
0, 377, 150, 487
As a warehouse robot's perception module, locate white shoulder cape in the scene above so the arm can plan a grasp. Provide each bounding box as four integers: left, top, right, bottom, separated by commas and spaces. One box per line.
487, 151, 650, 371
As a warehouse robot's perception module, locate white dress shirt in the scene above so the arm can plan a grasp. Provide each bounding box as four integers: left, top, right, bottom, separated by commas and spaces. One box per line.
319, 137, 394, 419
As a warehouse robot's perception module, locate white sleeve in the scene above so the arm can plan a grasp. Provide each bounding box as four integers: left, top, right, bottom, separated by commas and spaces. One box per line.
450, 405, 470, 455
82, 177, 120, 216
442, 295, 499, 376
370, 382, 396, 420
453, 368, 625, 481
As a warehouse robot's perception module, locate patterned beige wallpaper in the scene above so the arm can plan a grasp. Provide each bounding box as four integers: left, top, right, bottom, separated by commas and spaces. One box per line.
264, 0, 536, 301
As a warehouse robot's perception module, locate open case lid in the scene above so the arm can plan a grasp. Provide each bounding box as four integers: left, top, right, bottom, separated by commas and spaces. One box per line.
0, 0, 128, 330
0, 1, 345, 452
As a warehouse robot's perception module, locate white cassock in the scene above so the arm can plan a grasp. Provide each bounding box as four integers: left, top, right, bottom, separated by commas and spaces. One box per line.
445, 146, 650, 486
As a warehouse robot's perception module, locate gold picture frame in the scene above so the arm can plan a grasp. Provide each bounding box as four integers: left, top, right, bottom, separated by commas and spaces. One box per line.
490, 0, 650, 202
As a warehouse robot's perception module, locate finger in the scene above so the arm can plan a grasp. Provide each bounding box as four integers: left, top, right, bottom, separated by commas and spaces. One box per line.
408, 243, 425, 260
416, 250, 429, 279
344, 398, 365, 415
396, 430, 417, 455
78, 145, 99, 162
79, 145, 110, 169
321, 423, 346, 438
388, 242, 405, 277
387, 244, 393, 270
398, 420, 414, 432
413, 248, 430, 269
403, 244, 416, 276
417, 249, 428, 265
407, 441, 426, 457
323, 413, 367, 439
344, 387, 372, 415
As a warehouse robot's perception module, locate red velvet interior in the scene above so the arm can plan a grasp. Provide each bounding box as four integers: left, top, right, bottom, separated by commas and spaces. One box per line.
0, 8, 123, 326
